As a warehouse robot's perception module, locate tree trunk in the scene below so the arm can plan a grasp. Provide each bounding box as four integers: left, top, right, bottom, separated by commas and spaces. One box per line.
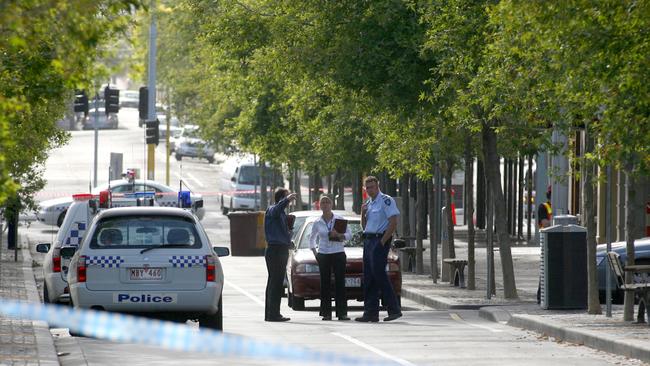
445, 159, 455, 259
259, 160, 268, 210
335, 168, 344, 210
352, 170, 362, 214
623, 170, 639, 321
476, 160, 486, 229
428, 177, 438, 282
517, 155, 524, 239
527, 155, 533, 242
416, 177, 426, 274
400, 175, 411, 238
465, 138, 476, 290
294, 168, 303, 210
482, 121, 518, 299
582, 130, 601, 314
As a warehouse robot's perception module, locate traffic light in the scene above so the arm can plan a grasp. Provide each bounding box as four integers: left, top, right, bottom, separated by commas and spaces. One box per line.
104, 86, 120, 114
73, 90, 89, 116
138, 86, 148, 120
145, 119, 159, 145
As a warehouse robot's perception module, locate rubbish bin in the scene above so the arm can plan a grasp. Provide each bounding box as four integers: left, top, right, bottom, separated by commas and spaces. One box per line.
539, 218, 587, 309
228, 211, 266, 256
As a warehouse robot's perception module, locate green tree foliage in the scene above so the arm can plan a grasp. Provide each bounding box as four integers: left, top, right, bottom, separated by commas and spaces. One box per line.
0, 0, 143, 209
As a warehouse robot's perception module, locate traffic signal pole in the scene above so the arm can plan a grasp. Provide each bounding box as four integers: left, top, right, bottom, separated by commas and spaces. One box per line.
146, 0, 157, 180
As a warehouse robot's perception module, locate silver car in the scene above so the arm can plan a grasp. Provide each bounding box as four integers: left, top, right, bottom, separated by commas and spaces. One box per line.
174, 125, 215, 164
66, 207, 229, 330
82, 108, 118, 130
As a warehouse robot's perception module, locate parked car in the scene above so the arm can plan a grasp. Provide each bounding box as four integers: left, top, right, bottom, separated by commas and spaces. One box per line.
82, 108, 118, 130
65, 206, 229, 330
596, 237, 650, 303
37, 178, 205, 226
286, 211, 402, 310
174, 125, 215, 163
158, 116, 182, 140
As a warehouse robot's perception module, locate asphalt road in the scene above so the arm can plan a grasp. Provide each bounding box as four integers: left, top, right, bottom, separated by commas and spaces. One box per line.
23, 107, 645, 365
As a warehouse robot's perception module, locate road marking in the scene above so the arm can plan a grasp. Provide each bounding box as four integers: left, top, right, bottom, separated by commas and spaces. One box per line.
449, 312, 503, 333
225, 280, 265, 307
186, 172, 205, 188
331, 332, 417, 366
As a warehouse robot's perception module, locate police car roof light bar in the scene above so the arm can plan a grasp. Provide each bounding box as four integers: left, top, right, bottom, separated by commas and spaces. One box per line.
72, 193, 93, 201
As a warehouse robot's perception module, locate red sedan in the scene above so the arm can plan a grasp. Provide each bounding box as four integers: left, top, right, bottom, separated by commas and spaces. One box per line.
286, 211, 401, 310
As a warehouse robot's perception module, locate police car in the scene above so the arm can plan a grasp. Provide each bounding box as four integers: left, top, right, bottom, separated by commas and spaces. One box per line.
65, 206, 229, 330
36, 192, 160, 304
37, 178, 205, 226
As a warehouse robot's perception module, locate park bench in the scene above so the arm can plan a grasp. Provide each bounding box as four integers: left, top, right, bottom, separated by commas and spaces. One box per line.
394, 237, 426, 273
607, 252, 650, 324
443, 258, 468, 288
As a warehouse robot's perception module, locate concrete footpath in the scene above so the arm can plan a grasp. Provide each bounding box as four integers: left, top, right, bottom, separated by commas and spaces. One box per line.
399, 225, 650, 364
0, 232, 58, 365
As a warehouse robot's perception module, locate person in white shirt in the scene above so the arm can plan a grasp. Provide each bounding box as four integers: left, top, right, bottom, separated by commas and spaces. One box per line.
309, 195, 352, 321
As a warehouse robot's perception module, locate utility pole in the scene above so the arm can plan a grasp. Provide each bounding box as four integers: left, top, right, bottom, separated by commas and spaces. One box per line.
93, 87, 99, 187
146, 0, 157, 180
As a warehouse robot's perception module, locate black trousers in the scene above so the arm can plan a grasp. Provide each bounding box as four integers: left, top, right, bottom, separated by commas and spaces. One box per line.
265, 245, 289, 320
316, 251, 347, 318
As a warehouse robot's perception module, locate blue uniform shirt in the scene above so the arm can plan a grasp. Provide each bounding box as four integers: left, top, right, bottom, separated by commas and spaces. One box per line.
264, 197, 291, 245
364, 191, 400, 234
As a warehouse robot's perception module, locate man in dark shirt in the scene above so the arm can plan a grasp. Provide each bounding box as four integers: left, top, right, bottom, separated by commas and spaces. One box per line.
264, 188, 296, 322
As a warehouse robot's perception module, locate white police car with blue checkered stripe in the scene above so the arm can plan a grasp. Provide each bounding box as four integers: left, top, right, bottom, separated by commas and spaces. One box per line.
66, 206, 229, 330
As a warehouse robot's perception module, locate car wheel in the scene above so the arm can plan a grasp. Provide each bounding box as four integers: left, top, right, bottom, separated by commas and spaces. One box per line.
198, 296, 223, 331
56, 210, 66, 227
43, 284, 51, 303
175, 153, 182, 161
207, 157, 215, 164
288, 291, 293, 307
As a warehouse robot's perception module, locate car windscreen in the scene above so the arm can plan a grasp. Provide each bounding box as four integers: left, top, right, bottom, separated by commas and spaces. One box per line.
184, 128, 199, 139
298, 220, 363, 249
89, 215, 201, 249
238, 166, 283, 186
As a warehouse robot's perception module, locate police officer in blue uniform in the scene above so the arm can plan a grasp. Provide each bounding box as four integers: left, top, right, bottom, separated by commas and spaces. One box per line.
355, 176, 402, 322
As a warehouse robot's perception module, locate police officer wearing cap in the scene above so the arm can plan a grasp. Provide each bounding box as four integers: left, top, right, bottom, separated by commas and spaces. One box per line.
355, 176, 402, 322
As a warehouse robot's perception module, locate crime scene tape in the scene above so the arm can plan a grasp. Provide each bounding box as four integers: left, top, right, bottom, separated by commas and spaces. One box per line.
0, 300, 396, 365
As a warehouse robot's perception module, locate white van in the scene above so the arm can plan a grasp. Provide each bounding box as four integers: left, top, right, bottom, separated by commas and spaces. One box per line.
219, 163, 284, 215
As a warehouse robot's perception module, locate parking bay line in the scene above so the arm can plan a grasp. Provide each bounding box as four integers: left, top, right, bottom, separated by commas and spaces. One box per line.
449, 312, 503, 333
331, 332, 417, 366
225, 280, 265, 307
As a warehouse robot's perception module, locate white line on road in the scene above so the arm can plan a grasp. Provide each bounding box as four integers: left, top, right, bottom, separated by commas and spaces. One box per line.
449, 312, 503, 333
331, 332, 417, 366
185, 172, 205, 188
225, 280, 265, 307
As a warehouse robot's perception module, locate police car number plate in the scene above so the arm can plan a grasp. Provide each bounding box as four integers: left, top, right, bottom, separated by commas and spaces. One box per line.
130, 268, 163, 280
345, 277, 361, 287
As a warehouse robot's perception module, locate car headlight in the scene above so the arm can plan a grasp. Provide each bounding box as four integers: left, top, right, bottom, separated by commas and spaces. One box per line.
296, 263, 319, 273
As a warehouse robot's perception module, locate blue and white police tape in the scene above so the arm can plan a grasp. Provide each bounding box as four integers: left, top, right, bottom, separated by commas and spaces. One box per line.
0, 300, 396, 365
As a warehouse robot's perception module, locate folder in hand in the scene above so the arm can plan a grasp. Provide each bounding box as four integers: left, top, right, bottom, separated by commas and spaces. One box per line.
333, 218, 347, 234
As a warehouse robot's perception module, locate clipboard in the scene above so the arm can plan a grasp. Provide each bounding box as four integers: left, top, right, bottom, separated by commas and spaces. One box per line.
333, 218, 347, 234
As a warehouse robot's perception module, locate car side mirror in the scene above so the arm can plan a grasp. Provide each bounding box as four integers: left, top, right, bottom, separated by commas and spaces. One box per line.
36, 243, 51, 253
193, 200, 204, 209
60, 246, 77, 259
393, 239, 407, 249
213, 246, 230, 257
230, 177, 236, 183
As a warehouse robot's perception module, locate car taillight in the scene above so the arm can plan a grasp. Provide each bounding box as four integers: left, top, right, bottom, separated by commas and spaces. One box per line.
77, 255, 87, 283
52, 248, 61, 273
205, 255, 216, 282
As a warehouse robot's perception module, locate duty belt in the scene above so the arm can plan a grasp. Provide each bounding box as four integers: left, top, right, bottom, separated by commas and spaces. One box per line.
362, 232, 384, 239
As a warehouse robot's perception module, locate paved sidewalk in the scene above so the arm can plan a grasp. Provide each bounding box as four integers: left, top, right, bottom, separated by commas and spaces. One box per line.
0, 232, 58, 365
400, 226, 650, 364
